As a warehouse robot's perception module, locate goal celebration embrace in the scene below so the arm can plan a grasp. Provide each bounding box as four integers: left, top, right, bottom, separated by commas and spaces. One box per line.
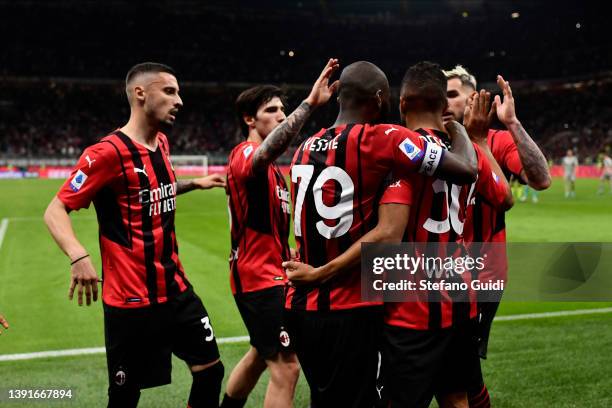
2, 3, 612, 407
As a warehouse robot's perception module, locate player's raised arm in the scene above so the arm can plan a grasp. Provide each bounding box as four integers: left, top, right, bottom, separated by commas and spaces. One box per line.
494, 75, 551, 190
465, 90, 513, 210
44, 197, 99, 306
284, 202, 409, 285
436, 120, 478, 184
251, 58, 340, 173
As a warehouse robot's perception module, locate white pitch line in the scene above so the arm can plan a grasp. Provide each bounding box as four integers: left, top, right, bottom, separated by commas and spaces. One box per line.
0, 218, 9, 251
494, 307, 612, 321
1, 308, 612, 363
0, 336, 250, 362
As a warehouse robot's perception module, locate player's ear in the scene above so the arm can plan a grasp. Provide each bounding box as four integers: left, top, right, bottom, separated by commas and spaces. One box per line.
133, 85, 146, 102
243, 114, 255, 128
399, 96, 407, 115
376, 89, 383, 109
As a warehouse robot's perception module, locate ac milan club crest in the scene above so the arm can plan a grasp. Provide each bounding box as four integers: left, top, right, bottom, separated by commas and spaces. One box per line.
115, 370, 126, 386
279, 329, 290, 347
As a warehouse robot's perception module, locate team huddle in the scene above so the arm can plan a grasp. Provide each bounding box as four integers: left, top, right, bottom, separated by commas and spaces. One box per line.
45, 58, 551, 407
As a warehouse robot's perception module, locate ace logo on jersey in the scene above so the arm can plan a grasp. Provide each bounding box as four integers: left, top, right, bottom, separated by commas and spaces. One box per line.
399, 138, 423, 161
70, 170, 88, 192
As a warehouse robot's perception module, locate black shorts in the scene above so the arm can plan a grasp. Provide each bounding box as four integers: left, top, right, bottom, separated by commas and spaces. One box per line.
234, 285, 291, 359
382, 321, 479, 408
103, 289, 220, 390
286, 306, 383, 408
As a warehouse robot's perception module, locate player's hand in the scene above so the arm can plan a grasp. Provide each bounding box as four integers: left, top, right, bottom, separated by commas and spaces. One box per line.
289, 248, 300, 262
69, 256, 99, 306
192, 174, 226, 190
305, 58, 340, 108
282, 261, 322, 286
464, 89, 496, 144
444, 120, 468, 141
0, 314, 8, 335
494, 75, 519, 126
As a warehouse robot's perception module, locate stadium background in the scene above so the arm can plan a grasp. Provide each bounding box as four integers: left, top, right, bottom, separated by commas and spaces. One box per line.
1, 1, 611, 407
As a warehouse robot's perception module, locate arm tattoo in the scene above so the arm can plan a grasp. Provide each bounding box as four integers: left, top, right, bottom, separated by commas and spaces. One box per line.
176, 179, 196, 195
251, 101, 313, 173
508, 121, 551, 190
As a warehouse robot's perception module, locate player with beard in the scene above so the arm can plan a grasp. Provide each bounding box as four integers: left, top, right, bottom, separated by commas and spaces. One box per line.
222, 59, 340, 408
443, 65, 551, 407
44, 63, 226, 408
282, 60, 478, 407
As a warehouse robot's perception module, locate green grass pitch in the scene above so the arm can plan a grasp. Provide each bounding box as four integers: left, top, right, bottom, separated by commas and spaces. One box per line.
0, 177, 611, 407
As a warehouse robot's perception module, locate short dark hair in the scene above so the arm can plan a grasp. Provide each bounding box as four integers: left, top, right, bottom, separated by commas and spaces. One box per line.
400, 61, 447, 113
235, 85, 284, 137
125, 62, 176, 85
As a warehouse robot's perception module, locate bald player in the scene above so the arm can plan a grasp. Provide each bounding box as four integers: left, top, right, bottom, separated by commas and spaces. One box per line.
44, 62, 226, 407
283, 61, 476, 407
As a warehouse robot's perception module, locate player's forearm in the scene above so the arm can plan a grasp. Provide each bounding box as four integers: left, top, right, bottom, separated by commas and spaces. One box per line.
439, 122, 478, 184
476, 142, 514, 210
317, 204, 409, 282
317, 226, 392, 283
176, 179, 197, 195
44, 197, 88, 260
251, 101, 314, 173
506, 120, 551, 190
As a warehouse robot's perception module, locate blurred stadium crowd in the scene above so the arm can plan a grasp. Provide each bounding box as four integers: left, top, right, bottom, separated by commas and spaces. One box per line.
1, 0, 610, 163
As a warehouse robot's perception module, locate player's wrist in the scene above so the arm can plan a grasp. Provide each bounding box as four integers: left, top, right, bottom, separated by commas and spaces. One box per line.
315, 264, 332, 282
70, 254, 90, 265
504, 117, 521, 129
67, 247, 88, 262
302, 98, 316, 109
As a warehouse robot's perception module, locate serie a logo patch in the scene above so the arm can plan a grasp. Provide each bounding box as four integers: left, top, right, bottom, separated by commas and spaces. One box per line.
243, 145, 254, 159
399, 138, 423, 161
70, 170, 88, 192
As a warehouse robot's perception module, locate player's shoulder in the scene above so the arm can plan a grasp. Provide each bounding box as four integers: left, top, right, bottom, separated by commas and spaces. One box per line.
229, 140, 258, 162
366, 123, 412, 137
82, 133, 123, 162
488, 128, 514, 147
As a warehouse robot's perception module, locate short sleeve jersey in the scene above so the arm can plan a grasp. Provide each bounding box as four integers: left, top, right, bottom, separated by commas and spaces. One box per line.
380, 129, 508, 330
286, 123, 444, 312
57, 131, 190, 308
226, 141, 291, 295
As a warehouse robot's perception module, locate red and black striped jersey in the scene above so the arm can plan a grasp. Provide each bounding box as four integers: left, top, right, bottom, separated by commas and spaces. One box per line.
286, 123, 445, 312
469, 129, 522, 244
380, 128, 508, 330
226, 141, 291, 295
57, 131, 190, 308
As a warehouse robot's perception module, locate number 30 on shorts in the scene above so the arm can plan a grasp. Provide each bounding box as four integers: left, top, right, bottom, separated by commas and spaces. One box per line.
200, 316, 215, 342
292, 165, 354, 239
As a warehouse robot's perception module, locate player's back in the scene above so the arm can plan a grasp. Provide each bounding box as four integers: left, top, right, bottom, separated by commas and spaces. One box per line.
287, 123, 441, 312
382, 128, 478, 330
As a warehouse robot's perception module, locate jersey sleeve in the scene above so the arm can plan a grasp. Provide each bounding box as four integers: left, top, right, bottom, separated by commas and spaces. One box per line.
230, 142, 258, 180
379, 177, 413, 206
57, 142, 118, 211
475, 144, 509, 211
388, 126, 445, 178
490, 130, 523, 178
